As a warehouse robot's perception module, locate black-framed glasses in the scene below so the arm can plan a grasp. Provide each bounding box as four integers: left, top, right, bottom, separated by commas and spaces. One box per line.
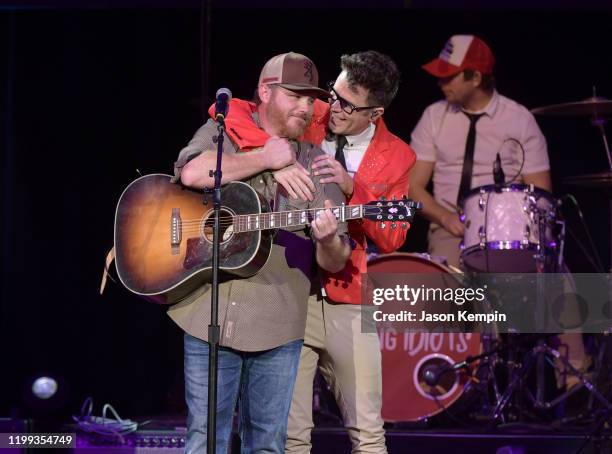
327, 82, 381, 115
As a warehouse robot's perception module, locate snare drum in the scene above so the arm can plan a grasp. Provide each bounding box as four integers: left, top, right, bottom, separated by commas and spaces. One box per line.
461, 184, 557, 272
368, 253, 487, 422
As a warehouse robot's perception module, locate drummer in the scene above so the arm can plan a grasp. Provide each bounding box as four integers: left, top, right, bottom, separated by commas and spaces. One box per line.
409, 34, 551, 267
409, 34, 588, 396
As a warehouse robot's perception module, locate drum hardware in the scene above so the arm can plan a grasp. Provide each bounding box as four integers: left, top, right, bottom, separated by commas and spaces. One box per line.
568, 334, 612, 453
478, 226, 486, 247
419, 329, 607, 428
423, 338, 501, 389
523, 225, 530, 246
534, 88, 612, 272
534, 90, 612, 178
530, 90, 612, 117
480, 242, 608, 430
489, 338, 612, 428
555, 217, 566, 271
479, 190, 486, 210
554, 334, 611, 427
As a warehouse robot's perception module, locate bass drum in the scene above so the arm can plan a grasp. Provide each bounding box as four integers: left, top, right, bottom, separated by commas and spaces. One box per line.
368, 253, 488, 422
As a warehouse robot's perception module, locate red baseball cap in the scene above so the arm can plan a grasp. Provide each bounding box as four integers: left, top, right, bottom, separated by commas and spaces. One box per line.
422, 35, 495, 78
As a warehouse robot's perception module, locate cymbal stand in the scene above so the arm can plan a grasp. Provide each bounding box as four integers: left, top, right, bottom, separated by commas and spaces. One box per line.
490, 341, 612, 423
590, 87, 612, 173
487, 201, 563, 424
589, 87, 612, 273
555, 333, 611, 425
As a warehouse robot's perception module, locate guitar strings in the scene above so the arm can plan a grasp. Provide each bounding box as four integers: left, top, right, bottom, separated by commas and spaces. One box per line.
174, 205, 410, 233
175, 207, 395, 226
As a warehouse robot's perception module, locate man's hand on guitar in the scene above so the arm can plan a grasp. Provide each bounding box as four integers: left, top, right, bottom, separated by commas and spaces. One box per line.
261, 136, 297, 170
311, 154, 354, 197
311, 199, 340, 246
273, 162, 315, 202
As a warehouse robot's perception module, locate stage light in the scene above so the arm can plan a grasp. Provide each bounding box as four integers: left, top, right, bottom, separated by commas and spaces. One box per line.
22, 373, 69, 418
31, 376, 58, 400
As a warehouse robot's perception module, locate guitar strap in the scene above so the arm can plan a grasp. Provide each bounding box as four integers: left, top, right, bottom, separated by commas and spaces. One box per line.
99, 246, 115, 294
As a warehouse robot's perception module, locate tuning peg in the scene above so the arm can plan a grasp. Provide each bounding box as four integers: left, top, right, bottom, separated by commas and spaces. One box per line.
391, 223, 397, 229
401, 223, 408, 229
380, 222, 386, 229
392, 195, 397, 200
380, 196, 386, 201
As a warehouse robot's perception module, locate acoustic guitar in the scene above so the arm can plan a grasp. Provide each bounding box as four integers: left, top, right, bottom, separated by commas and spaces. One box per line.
114, 174, 420, 304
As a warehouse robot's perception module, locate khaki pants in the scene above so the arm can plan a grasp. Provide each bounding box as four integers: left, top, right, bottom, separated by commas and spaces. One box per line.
428, 224, 589, 388
286, 296, 387, 454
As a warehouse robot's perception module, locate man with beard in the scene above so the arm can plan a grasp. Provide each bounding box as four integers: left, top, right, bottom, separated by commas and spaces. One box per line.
198, 51, 415, 452
170, 52, 350, 454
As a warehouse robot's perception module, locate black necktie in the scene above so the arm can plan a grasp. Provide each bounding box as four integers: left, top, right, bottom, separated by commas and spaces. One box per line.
457, 112, 485, 207
335, 135, 348, 170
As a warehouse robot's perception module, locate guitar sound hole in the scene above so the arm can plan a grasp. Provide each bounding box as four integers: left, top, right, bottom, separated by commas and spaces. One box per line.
201, 208, 235, 244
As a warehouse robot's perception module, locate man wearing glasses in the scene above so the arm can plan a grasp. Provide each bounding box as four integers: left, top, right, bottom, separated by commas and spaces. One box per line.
285, 50, 416, 454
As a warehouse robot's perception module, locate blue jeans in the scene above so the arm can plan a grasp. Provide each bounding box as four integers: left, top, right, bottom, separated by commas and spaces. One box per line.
184, 333, 303, 454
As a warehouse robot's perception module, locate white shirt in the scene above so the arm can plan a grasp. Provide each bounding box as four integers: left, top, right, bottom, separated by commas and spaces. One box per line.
410, 90, 550, 211
321, 122, 376, 178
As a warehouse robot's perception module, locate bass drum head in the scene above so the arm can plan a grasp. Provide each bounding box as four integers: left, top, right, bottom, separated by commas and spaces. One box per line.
369, 253, 486, 422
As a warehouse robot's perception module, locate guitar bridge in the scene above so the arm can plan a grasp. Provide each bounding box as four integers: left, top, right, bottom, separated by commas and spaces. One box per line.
171, 208, 182, 255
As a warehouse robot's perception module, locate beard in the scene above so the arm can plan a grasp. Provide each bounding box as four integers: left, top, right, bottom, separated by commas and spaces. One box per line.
266, 94, 312, 139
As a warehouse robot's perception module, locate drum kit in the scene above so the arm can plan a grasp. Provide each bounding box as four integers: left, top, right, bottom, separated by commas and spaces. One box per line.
371, 93, 612, 427
309, 94, 612, 429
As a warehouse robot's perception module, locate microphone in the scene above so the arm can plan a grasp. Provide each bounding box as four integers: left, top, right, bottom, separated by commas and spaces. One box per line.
422, 365, 441, 387
493, 152, 505, 186
423, 360, 469, 387
215, 87, 232, 121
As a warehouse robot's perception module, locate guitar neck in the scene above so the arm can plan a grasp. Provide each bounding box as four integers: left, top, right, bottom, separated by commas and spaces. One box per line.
233, 205, 364, 233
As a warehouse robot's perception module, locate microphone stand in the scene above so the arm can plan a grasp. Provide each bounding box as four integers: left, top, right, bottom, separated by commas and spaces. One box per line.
206, 115, 225, 453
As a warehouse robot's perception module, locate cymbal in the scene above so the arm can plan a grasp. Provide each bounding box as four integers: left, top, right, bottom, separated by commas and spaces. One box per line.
531, 97, 612, 116
563, 171, 612, 187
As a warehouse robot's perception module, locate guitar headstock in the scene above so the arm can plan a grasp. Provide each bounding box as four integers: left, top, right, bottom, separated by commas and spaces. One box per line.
363, 196, 422, 229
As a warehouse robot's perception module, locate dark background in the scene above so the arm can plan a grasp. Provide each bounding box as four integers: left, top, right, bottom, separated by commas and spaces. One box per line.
1, 1, 611, 422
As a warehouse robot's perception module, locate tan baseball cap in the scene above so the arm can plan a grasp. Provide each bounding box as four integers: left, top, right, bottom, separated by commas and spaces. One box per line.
258, 52, 330, 100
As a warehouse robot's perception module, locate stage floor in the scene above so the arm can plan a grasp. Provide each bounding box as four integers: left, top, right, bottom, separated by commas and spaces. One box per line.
69, 418, 610, 454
